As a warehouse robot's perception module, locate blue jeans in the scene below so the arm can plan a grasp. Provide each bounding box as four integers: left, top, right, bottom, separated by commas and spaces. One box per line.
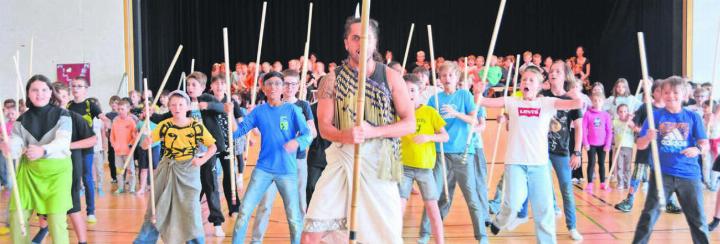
419, 153, 487, 243
83, 152, 96, 215
494, 164, 556, 244
251, 158, 307, 243
473, 149, 490, 224
232, 168, 302, 244
134, 221, 205, 244
489, 174, 529, 218
632, 173, 709, 244
549, 153, 577, 230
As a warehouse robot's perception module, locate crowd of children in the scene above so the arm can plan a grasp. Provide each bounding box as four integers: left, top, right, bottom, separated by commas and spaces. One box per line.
1, 19, 720, 244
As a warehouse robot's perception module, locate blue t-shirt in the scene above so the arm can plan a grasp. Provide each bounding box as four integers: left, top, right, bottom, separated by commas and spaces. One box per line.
136, 120, 160, 147
430, 89, 477, 154
233, 103, 312, 175
640, 108, 707, 179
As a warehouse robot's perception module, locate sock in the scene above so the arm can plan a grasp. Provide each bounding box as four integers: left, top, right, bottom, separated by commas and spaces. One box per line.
32, 227, 49, 244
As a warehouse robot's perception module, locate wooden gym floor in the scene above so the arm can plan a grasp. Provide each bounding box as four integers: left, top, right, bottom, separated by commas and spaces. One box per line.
2, 118, 720, 243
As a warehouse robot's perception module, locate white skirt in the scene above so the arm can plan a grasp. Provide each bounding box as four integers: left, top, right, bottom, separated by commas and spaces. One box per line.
304, 140, 403, 244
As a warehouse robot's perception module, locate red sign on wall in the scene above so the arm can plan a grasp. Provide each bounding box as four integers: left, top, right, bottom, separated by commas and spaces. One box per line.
56, 63, 91, 85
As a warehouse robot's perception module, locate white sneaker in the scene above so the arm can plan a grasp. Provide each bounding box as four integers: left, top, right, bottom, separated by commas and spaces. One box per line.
506, 216, 528, 231
569, 229, 583, 240
87, 214, 97, 224
214, 226, 225, 237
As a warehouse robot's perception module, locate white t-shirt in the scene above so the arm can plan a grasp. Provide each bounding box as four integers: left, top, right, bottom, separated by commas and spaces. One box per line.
505, 96, 557, 165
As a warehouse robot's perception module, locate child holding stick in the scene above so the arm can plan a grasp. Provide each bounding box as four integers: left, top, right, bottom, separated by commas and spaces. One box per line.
134, 90, 217, 243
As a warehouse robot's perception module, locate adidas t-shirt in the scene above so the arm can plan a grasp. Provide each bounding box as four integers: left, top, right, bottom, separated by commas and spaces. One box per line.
639, 108, 707, 179
504, 96, 557, 165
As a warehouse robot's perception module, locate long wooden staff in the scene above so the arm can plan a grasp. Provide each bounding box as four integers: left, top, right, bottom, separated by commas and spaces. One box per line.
462, 0, 507, 164
250, 1, 268, 106
242, 1, 268, 184
605, 81, 644, 186
177, 72, 186, 91
28, 36, 34, 77
512, 54, 519, 93
142, 78, 157, 223
13, 55, 24, 110
222, 28, 239, 206
427, 25, 449, 202
0, 111, 26, 236
637, 32, 666, 206
349, 1, 370, 242
299, 2, 314, 101
486, 62, 514, 185
401, 23, 415, 71
121, 45, 183, 173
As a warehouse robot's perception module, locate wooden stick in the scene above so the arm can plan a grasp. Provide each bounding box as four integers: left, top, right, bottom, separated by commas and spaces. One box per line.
191, 58, 195, 73
354, 3, 360, 18
250, 1, 268, 106
349, 0, 370, 242
142, 78, 157, 223
28, 35, 34, 77
705, 20, 720, 145
605, 83, 644, 186
427, 25, 450, 202
462, 0, 507, 164
487, 61, 514, 185
177, 72, 186, 91
637, 32, 666, 206
121, 45, 183, 173
512, 54, 520, 93
401, 23, 415, 71
223, 28, 238, 206
13, 55, 24, 105
0, 110, 26, 236
299, 2, 314, 101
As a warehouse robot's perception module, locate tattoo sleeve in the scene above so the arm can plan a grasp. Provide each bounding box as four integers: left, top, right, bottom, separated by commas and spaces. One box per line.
316, 73, 336, 99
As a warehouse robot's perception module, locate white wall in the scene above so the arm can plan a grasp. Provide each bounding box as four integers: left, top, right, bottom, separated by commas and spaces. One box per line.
0, 0, 125, 111
692, 0, 720, 92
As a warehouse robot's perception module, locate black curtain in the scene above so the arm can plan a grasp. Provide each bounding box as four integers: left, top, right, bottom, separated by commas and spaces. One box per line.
139, 0, 682, 94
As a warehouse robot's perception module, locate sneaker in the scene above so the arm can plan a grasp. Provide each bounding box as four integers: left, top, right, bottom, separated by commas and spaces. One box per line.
571, 178, 579, 184
506, 216, 528, 231
666, 202, 682, 214
129, 189, 136, 194
489, 222, 501, 235
614, 199, 633, 212
136, 189, 146, 195
709, 217, 720, 231
569, 229, 583, 240
111, 179, 118, 184
114, 188, 124, 194
87, 215, 97, 224
584, 183, 593, 193
417, 234, 430, 244
616, 184, 625, 190
600, 182, 610, 191
214, 226, 225, 237
32, 226, 49, 243
0, 226, 9, 235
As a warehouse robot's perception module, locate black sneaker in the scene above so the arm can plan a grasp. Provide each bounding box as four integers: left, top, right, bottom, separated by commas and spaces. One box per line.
489, 223, 500, 235
614, 199, 633, 213
666, 202, 682, 214
709, 218, 720, 231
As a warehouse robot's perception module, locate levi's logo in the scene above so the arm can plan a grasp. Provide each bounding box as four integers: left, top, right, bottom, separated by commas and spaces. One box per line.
518, 107, 541, 117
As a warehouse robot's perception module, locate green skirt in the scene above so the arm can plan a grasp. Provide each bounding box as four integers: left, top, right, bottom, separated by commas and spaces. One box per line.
10, 157, 73, 214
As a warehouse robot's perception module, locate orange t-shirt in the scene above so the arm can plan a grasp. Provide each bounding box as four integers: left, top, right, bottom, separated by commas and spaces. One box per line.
110, 116, 137, 156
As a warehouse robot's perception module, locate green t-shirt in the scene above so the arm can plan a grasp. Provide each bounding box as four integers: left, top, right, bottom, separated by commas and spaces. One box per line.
401, 105, 446, 169
478, 66, 503, 86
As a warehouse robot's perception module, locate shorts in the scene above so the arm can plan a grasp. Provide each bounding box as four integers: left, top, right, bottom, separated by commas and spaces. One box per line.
398, 165, 438, 201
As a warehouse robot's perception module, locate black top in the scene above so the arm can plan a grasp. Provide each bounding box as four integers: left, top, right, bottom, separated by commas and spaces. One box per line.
67, 99, 102, 127
293, 100, 314, 159
541, 90, 582, 156
213, 93, 245, 153
633, 104, 661, 164
19, 104, 68, 142
68, 110, 96, 155
307, 102, 331, 168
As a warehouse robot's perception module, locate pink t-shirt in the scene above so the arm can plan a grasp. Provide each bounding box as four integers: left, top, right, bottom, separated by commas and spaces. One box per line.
582, 107, 613, 150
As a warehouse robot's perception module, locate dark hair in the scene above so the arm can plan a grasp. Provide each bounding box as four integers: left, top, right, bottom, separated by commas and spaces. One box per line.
412, 66, 430, 79
616, 103, 628, 112
343, 17, 379, 40
26, 74, 57, 107
211, 74, 226, 84
403, 74, 422, 86
3, 99, 16, 108
262, 71, 284, 83
388, 61, 401, 68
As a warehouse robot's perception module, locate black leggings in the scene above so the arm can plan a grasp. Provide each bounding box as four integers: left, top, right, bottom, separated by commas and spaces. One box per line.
199, 154, 224, 226
587, 146, 607, 183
